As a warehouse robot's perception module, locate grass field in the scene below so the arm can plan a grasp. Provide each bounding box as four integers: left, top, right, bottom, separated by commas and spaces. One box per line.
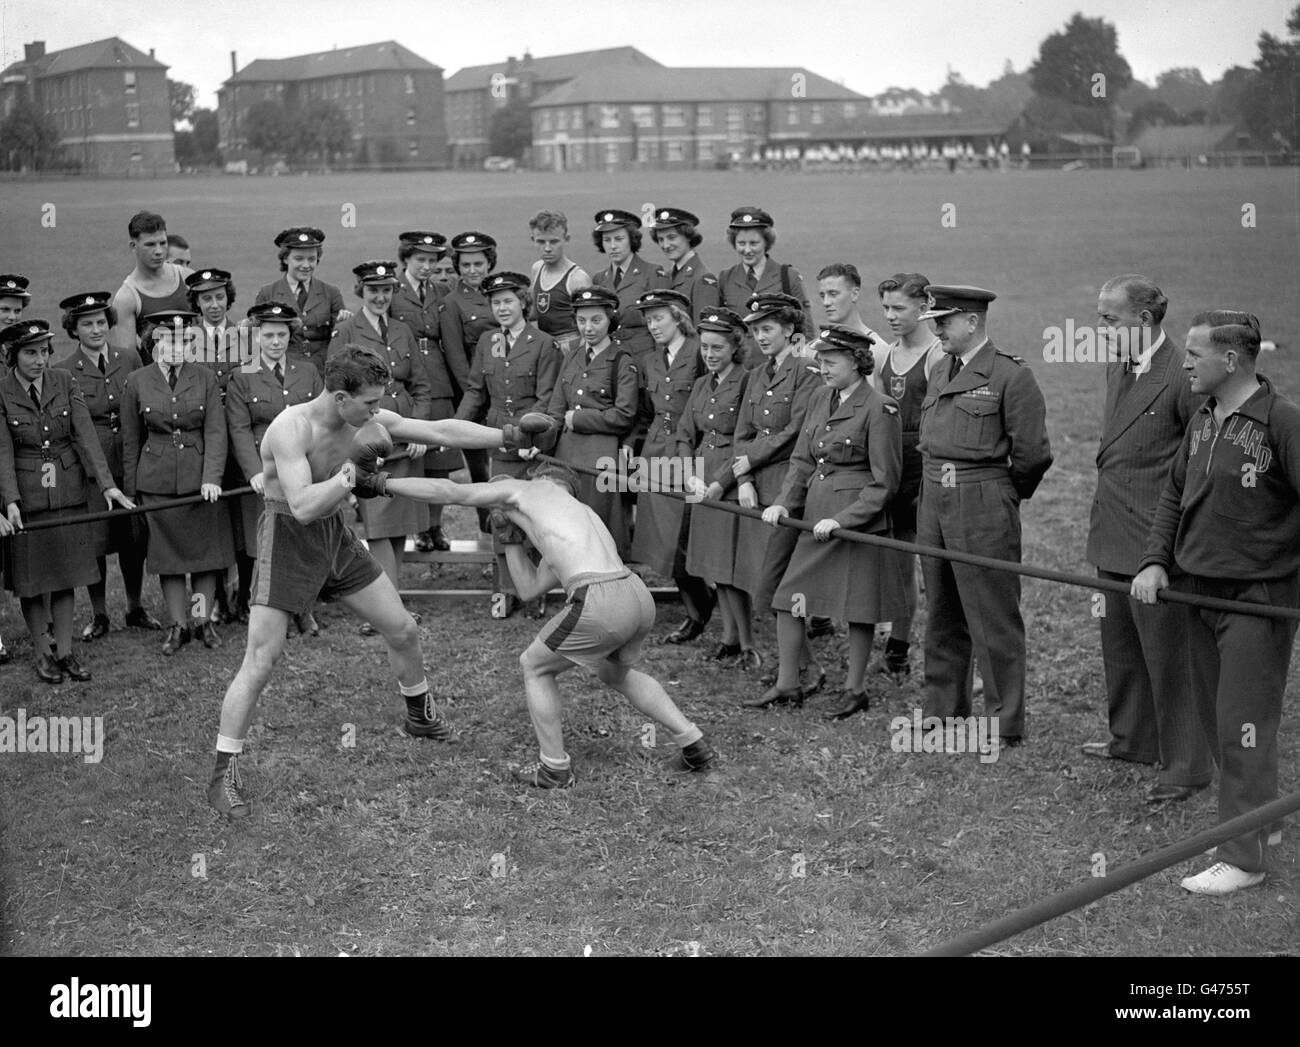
1, 168, 1298, 956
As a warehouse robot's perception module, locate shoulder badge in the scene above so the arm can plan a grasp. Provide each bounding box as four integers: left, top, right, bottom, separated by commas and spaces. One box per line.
995, 350, 1025, 365
703, 275, 718, 286
882, 402, 899, 415
655, 267, 666, 278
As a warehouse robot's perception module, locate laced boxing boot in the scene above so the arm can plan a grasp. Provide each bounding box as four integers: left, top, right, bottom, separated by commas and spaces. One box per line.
208, 752, 250, 820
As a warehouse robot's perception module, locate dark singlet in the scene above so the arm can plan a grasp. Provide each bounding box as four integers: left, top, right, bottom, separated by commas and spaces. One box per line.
879, 344, 930, 490
126, 264, 191, 336
531, 263, 579, 336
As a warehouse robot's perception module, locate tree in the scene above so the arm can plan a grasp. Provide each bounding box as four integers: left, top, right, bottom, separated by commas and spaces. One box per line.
1208, 65, 1256, 125
292, 100, 351, 166
1238, 4, 1300, 147
488, 97, 533, 159
0, 96, 64, 171
1128, 99, 1185, 137
1027, 13, 1132, 137
244, 99, 291, 157
1153, 67, 1212, 116
176, 107, 221, 168
168, 79, 196, 127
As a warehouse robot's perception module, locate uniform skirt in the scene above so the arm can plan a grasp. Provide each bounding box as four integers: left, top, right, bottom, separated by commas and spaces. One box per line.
555, 430, 629, 556
141, 491, 236, 575
628, 477, 687, 577
685, 498, 740, 586
84, 477, 139, 560
358, 454, 429, 540
772, 531, 913, 624
733, 511, 800, 614
2, 503, 104, 597
423, 397, 463, 474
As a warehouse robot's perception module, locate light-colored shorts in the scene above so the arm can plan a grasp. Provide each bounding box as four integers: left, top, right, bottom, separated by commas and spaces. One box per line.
538, 569, 655, 667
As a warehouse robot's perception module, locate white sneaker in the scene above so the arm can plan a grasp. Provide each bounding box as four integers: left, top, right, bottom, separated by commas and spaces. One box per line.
1179, 861, 1265, 896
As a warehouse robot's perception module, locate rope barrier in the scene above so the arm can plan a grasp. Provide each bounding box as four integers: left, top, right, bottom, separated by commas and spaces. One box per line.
535, 452, 1300, 622
920, 790, 1300, 956
11, 485, 255, 532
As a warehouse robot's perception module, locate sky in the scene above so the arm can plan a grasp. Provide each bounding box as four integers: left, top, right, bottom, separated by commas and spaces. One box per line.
0, 0, 1291, 109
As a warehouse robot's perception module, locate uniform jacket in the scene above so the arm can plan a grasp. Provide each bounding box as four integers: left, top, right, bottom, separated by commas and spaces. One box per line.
391, 272, 454, 401
1141, 375, 1300, 581
674, 365, 749, 492
122, 362, 227, 496
1087, 334, 1201, 575
196, 322, 246, 400
456, 324, 562, 463
661, 253, 720, 320
591, 255, 665, 356
727, 351, 822, 501
328, 312, 433, 421
717, 257, 816, 339
438, 279, 495, 398
225, 360, 324, 482
254, 276, 344, 354
776, 380, 902, 532
918, 340, 1053, 499
547, 341, 639, 440
0, 367, 114, 513
633, 337, 703, 456
52, 345, 143, 482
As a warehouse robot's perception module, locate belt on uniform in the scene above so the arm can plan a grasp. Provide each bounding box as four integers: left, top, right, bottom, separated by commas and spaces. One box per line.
922, 462, 1009, 484
146, 433, 201, 450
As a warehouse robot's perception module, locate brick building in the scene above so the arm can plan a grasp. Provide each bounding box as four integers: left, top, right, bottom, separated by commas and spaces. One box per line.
218, 41, 446, 169
444, 47, 662, 168
0, 38, 174, 176
528, 66, 865, 171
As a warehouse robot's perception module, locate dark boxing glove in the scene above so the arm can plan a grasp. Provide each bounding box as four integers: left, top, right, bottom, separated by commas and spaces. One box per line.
501, 412, 558, 451
351, 421, 395, 498
487, 506, 527, 545
353, 468, 391, 499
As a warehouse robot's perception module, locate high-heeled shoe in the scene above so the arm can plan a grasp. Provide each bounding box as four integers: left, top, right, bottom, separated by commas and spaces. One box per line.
823, 689, 870, 720
742, 684, 804, 709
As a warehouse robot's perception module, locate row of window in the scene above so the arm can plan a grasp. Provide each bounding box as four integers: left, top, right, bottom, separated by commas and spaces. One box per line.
537, 100, 846, 133
539, 139, 721, 167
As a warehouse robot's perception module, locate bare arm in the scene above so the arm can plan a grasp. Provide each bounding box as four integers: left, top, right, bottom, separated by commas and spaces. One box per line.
374, 409, 504, 451
111, 285, 138, 353
502, 543, 560, 601
382, 476, 513, 509
268, 418, 354, 523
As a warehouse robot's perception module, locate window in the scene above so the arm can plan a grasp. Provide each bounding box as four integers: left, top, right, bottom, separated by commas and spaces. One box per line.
786, 104, 799, 125
404, 74, 415, 95
662, 105, 685, 128
126, 102, 140, 128
345, 78, 352, 97
636, 140, 651, 162
130, 143, 142, 163
630, 105, 655, 129
540, 110, 553, 133
124, 71, 136, 94
666, 140, 684, 162
571, 142, 584, 165
696, 105, 713, 128
812, 104, 823, 125
604, 142, 619, 164
599, 105, 619, 130
843, 102, 857, 120
698, 140, 713, 163
571, 107, 583, 129
407, 107, 417, 126
557, 109, 569, 131
409, 139, 419, 157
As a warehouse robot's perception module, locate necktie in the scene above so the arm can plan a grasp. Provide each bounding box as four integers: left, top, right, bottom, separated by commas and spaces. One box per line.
710, 373, 719, 391
746, 266, 758, 290
613, 267, 623, 289
671, 264, 680, 280
273, 363, 284, 386
418, 281, 427, 305
765, 359, 776, 381
378, 314, 389, 345
167, 366, 177, 390
296, 282, 308, 310
585, 347, 594, 365
28, 383, 41, 410
97, 353, 107, 374
830, 391, 841, 414
948, 355, 963, 382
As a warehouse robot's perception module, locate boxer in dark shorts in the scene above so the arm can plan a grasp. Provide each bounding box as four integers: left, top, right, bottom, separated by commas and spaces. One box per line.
252, 498, 382, 612
379, 456, 718, 789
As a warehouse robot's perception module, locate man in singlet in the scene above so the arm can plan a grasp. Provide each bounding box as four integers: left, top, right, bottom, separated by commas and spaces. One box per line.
528, 210, 591, 357
873, 273, 946, 680
111, 211, 193, 356
375, 459, 717, 789
207, 345, 533, 820
816, 263, 883, 362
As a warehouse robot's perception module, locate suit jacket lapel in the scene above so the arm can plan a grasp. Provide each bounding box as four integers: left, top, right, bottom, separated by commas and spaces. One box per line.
1099, 338, 1175, 451
940, 342, 995, 395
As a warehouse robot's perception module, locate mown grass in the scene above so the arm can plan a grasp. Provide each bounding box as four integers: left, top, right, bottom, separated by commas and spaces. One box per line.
1, 167, 1297, 955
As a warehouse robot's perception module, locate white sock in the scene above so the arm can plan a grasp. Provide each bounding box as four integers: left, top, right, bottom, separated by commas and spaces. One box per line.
673, 725, 703, 748
400, 678, 429, 698
216, 734, 244, 754
540, 751, 571, 771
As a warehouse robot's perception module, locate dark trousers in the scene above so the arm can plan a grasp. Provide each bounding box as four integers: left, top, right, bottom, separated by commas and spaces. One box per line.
1097, 568, 1212, 787
919, 476, 1026, 738
1186, 574, 1298, 873
673, 504, 715, 625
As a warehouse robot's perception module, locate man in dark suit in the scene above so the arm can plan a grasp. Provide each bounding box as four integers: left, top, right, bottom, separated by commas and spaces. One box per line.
1084, 275, 1212, 801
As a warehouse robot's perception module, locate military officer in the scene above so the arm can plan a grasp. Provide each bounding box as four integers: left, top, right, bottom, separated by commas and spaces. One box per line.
1085, 274, 1212, 802
916, 285, 1053, 746
546, 286, 640, 556
121, 310, 235, 656
392, 231, 459, 553
54, 291, 160, 641
0, 274, 32, 663
717, 208, 815, 365
254, 227, 348, 375
187, 267, 244, 399
590, 209, 665, 363
456, 270, 562, 614
649, 207, 719, 321
226, 302, 324, 630
1, 319, 129, 683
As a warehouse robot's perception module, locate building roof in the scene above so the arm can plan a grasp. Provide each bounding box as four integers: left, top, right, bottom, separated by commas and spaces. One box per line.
1053, 131, 1111, 147
820, 113, 1013, 138
532, 66, 865, 107
225, 41, 440, 84
445, 47, 661, 93
1130, 123, 1240, 155
0, 37, 165, 81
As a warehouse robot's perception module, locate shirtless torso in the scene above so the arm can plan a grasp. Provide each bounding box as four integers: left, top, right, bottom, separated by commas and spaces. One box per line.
499, 480, 622, 589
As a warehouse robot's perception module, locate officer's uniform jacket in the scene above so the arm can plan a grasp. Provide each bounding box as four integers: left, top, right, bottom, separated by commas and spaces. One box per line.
392, 272, 455, 402
456, 323, 562, 464
122, 361, 227, 496
661, 253, 720, 321
718, 257, 816, 339
438, 279, 495, 398
633, 337, 703, 458
52, 346, 143, 482
253, 276, 344, 370
591, 255, 665, 358
547, 340, 640, 447
225, 359, 323, 482
675, 364, 749, 491
329, 312, 433, 422
726, 351, 822, 501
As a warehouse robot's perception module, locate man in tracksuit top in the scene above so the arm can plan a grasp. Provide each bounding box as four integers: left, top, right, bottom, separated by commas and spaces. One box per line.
1133, 310, 1300, 896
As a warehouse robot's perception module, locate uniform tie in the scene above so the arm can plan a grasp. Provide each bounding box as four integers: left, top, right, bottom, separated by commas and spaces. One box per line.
378, 314, 389, 346
765, 359, 776, 380
28, 383, 41, 410
296, 282, 308, 311
273, 363, 284, 386
710, 373, 719, 390
418, 280, 427, 305
745, 266, 758, 290
612, 266, 623, 289
96, 352, 107, 374
167, 365, 178, 390
948, 354, 964, 382
829, 390, 841, 414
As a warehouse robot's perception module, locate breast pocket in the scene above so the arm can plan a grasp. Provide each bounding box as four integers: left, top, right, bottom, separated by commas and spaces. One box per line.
177, 397, 207, 429
7, 414, 37, 447
953, 396, 997, 449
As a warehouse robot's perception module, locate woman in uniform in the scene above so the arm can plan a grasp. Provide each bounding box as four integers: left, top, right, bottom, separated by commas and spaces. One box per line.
589, 209, 663, 363
254, 227, 348, 375
717, 208, 815, 366
456, 270, 561, 616
0, 319, 131, 683
225, 302, 324, 633
439, 232, 499, 525
678, 307, 750, 661
0, 275, 33, 665
54, 291, 160, 641
758, 327, 911, 717
122, 310, 235, 656
545, 286, 639, 557
392, 231, 459, 554
329, 261, 431, 630
648, 207, 720, 321
625, 289, 713, 644
728, 292, 824, 691
430, 253, 457, 295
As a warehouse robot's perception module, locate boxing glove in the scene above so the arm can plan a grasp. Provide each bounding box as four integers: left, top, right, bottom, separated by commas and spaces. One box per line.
487, 507, 527, 545
501, 412, 558, 451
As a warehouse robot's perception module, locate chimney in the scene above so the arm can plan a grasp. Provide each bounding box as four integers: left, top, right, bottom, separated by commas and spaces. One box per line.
149, 48, 155, 59
506, 55, 517, 76
231, 51, 238, 77
24, 41, 45, 62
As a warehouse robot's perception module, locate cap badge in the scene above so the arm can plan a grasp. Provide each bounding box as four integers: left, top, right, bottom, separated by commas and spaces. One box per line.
376, 265, 387, 276
603, 212, 613, 221
660, 210, 669, 219
742, 214, 752, 222
298, 233, 309, 242
85, 296, 95, 305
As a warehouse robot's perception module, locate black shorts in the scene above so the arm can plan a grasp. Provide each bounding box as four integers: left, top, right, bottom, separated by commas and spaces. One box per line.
250, 499, 383, 614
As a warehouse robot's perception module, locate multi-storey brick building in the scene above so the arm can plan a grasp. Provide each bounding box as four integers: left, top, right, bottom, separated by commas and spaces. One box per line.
218, 41, 446, 168
444, 47, 662, 168
528, 66, 865, 171
0, 38, 174, 176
